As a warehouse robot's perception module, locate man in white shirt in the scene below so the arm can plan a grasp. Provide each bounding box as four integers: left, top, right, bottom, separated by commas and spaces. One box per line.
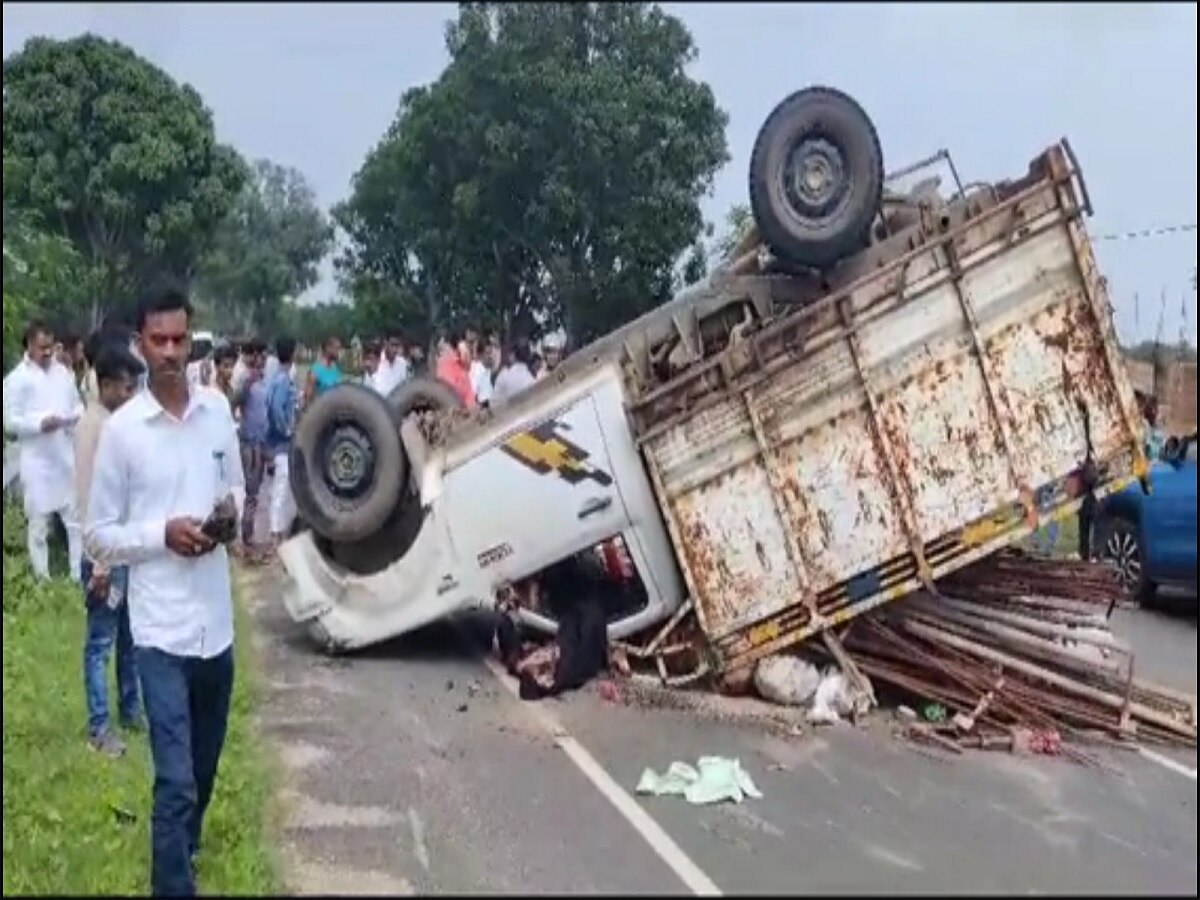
469, 335, 496, 408
374, 329, 410, 396
3, 320, 85, 578
85, 286, 245, 898
491, 338, 538, 409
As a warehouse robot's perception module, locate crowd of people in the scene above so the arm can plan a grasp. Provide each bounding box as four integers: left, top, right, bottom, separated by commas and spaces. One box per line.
2, 285, 567, 897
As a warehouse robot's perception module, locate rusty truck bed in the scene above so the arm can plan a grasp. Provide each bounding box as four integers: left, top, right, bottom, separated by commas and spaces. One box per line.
630, 143, 1148, 674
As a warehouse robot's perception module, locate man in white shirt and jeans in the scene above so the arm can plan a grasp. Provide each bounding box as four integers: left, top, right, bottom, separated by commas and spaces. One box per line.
86, 286, 246, 898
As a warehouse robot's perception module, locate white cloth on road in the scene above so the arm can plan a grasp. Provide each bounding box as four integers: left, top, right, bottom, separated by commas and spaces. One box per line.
85, 385, 245, 659
635, 757, 762, 805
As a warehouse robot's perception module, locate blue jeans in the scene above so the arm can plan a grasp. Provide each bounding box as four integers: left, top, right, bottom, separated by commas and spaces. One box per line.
136, 645, 235, 898
80, 560, 139, 736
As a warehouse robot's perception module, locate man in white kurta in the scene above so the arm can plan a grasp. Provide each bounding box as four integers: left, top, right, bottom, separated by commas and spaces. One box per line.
3, 322, 84, 578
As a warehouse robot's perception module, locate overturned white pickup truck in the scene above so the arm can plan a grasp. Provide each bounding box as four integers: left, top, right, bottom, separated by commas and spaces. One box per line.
279, 86, 1148, 677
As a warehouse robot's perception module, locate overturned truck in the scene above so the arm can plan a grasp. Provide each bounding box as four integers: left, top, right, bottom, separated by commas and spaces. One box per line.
280, 86, 1149, 679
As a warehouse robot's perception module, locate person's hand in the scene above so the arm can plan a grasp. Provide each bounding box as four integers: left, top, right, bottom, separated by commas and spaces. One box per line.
39, 414, 63, 433
88, 563, 110, 596
165, 517, 217, 558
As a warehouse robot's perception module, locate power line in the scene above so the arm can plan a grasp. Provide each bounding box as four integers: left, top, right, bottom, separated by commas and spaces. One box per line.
1093, 223, 1197, 242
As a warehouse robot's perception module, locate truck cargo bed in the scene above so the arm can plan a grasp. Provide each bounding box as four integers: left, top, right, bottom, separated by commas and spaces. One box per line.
632, 143, 1147, 673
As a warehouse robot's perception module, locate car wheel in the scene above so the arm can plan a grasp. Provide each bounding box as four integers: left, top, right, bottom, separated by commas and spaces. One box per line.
289, 384, 408, 543
748, 86, 884, 270
1097, 517, 1154, 602
386, 376, 465, 425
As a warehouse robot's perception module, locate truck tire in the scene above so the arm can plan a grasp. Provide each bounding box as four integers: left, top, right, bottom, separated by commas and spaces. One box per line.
386, 376, 465, 424
749, 86, 884, 269
321, 493, 429, 576
290, 384, 408, 543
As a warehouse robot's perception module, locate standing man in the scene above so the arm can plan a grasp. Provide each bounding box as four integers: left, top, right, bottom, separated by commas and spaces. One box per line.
407, 339, 427, 378
75, 343, 146, 757
361, 342, 383, 393
3, 321, 84, 579
375, 329, 410, 395
435, 331, 477, 409
85, 285, 245, 897
232, 340, 269, 555
266, 336, 300, 548
212, 344, 238, 406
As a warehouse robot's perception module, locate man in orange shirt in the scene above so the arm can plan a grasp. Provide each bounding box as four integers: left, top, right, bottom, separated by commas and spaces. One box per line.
435, 331, 476, 409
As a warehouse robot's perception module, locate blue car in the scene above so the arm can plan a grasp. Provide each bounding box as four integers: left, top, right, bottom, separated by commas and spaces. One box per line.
1094, 432, 1197, 601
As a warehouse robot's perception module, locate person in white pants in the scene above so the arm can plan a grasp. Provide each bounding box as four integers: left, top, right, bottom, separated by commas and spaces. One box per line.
3, 321, 84, 578
265, 336, 300, 546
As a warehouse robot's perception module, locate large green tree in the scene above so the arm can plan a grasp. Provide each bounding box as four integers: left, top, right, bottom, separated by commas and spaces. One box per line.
195, 159, 335, 335
335, 2, 728, 345
2, 34, 246, 323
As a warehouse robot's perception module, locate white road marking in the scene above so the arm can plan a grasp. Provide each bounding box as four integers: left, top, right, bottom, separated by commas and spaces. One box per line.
481, 655, 722, 897
1137, 747, 1198, 781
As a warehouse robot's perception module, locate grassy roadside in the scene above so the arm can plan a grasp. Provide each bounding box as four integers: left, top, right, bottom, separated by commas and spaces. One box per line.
1, 503, 280, 895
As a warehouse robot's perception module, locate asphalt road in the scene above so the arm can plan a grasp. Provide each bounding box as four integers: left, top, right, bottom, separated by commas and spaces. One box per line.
240, 567, 1197, 896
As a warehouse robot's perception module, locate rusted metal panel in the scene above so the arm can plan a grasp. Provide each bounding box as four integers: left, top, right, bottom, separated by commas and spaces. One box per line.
646, 398, 803, 639
642, 143, 1147, 672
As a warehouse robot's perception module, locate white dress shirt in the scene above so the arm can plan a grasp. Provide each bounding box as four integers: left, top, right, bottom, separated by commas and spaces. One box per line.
3, 356, 83, 515
374, 353, 409, 396
85, 386, 246, 659
491, 363, 536, 409
470, 359, 494, 406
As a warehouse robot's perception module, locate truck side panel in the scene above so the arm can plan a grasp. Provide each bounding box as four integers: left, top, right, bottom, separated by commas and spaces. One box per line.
642, 148, 1146, 671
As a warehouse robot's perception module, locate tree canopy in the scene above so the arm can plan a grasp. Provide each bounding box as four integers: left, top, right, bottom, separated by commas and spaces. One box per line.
335, 2, 728, 345
195, 159, 335, 335
2, 34, 247, 324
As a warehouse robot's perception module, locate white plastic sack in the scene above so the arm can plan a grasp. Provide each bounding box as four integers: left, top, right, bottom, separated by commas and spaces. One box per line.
807, 670, 857, 725
753, 655, 821, 707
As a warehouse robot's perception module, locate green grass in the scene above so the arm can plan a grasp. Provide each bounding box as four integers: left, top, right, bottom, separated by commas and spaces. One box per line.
2, 504, 280, 895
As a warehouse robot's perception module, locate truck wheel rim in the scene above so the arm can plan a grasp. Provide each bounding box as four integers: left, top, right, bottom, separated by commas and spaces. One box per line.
784, 136, 848, 218
1104, 530, 1141, 590
323, 424, 374, 497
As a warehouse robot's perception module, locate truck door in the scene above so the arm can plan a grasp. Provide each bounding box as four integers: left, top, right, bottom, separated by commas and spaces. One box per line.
444, 393, 631, 588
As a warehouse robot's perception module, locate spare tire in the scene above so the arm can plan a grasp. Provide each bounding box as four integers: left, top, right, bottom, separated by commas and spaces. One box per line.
290, 384, 408, 543
386, 376, 465, 424
749, 86, 884, 270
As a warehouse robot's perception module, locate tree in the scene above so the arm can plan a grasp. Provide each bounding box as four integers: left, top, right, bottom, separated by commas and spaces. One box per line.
714, 203, 753, 262
335, 2, 729, 345
2, 34, 247, 323
195, 159, 335, 335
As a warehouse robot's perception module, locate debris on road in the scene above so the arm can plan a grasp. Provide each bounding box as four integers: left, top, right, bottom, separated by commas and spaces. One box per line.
753, 655, 820, 707
635, 757, 762, 805
820, 559, 1197, 761
607, 548, 1195, 765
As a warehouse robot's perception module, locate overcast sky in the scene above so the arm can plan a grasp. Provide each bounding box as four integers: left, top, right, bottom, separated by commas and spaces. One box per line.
4, 2, 1196, 345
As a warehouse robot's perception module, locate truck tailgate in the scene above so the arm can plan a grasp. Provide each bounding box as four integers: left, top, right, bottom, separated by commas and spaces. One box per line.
639, 145, 1146, 672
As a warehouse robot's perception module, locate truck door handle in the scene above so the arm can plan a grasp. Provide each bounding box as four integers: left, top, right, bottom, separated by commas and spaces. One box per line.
578, 496, 613, 519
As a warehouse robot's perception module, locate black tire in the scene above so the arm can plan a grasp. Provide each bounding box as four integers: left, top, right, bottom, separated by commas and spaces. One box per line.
749, 86, 884, 269
290, 384, 408, 544
386, 376, 465, 424
1095, 516, 1155, 603
319, 491, 429, 576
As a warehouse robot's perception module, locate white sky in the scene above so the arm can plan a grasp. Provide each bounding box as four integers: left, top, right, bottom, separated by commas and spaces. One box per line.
3, 2, 1197, 345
